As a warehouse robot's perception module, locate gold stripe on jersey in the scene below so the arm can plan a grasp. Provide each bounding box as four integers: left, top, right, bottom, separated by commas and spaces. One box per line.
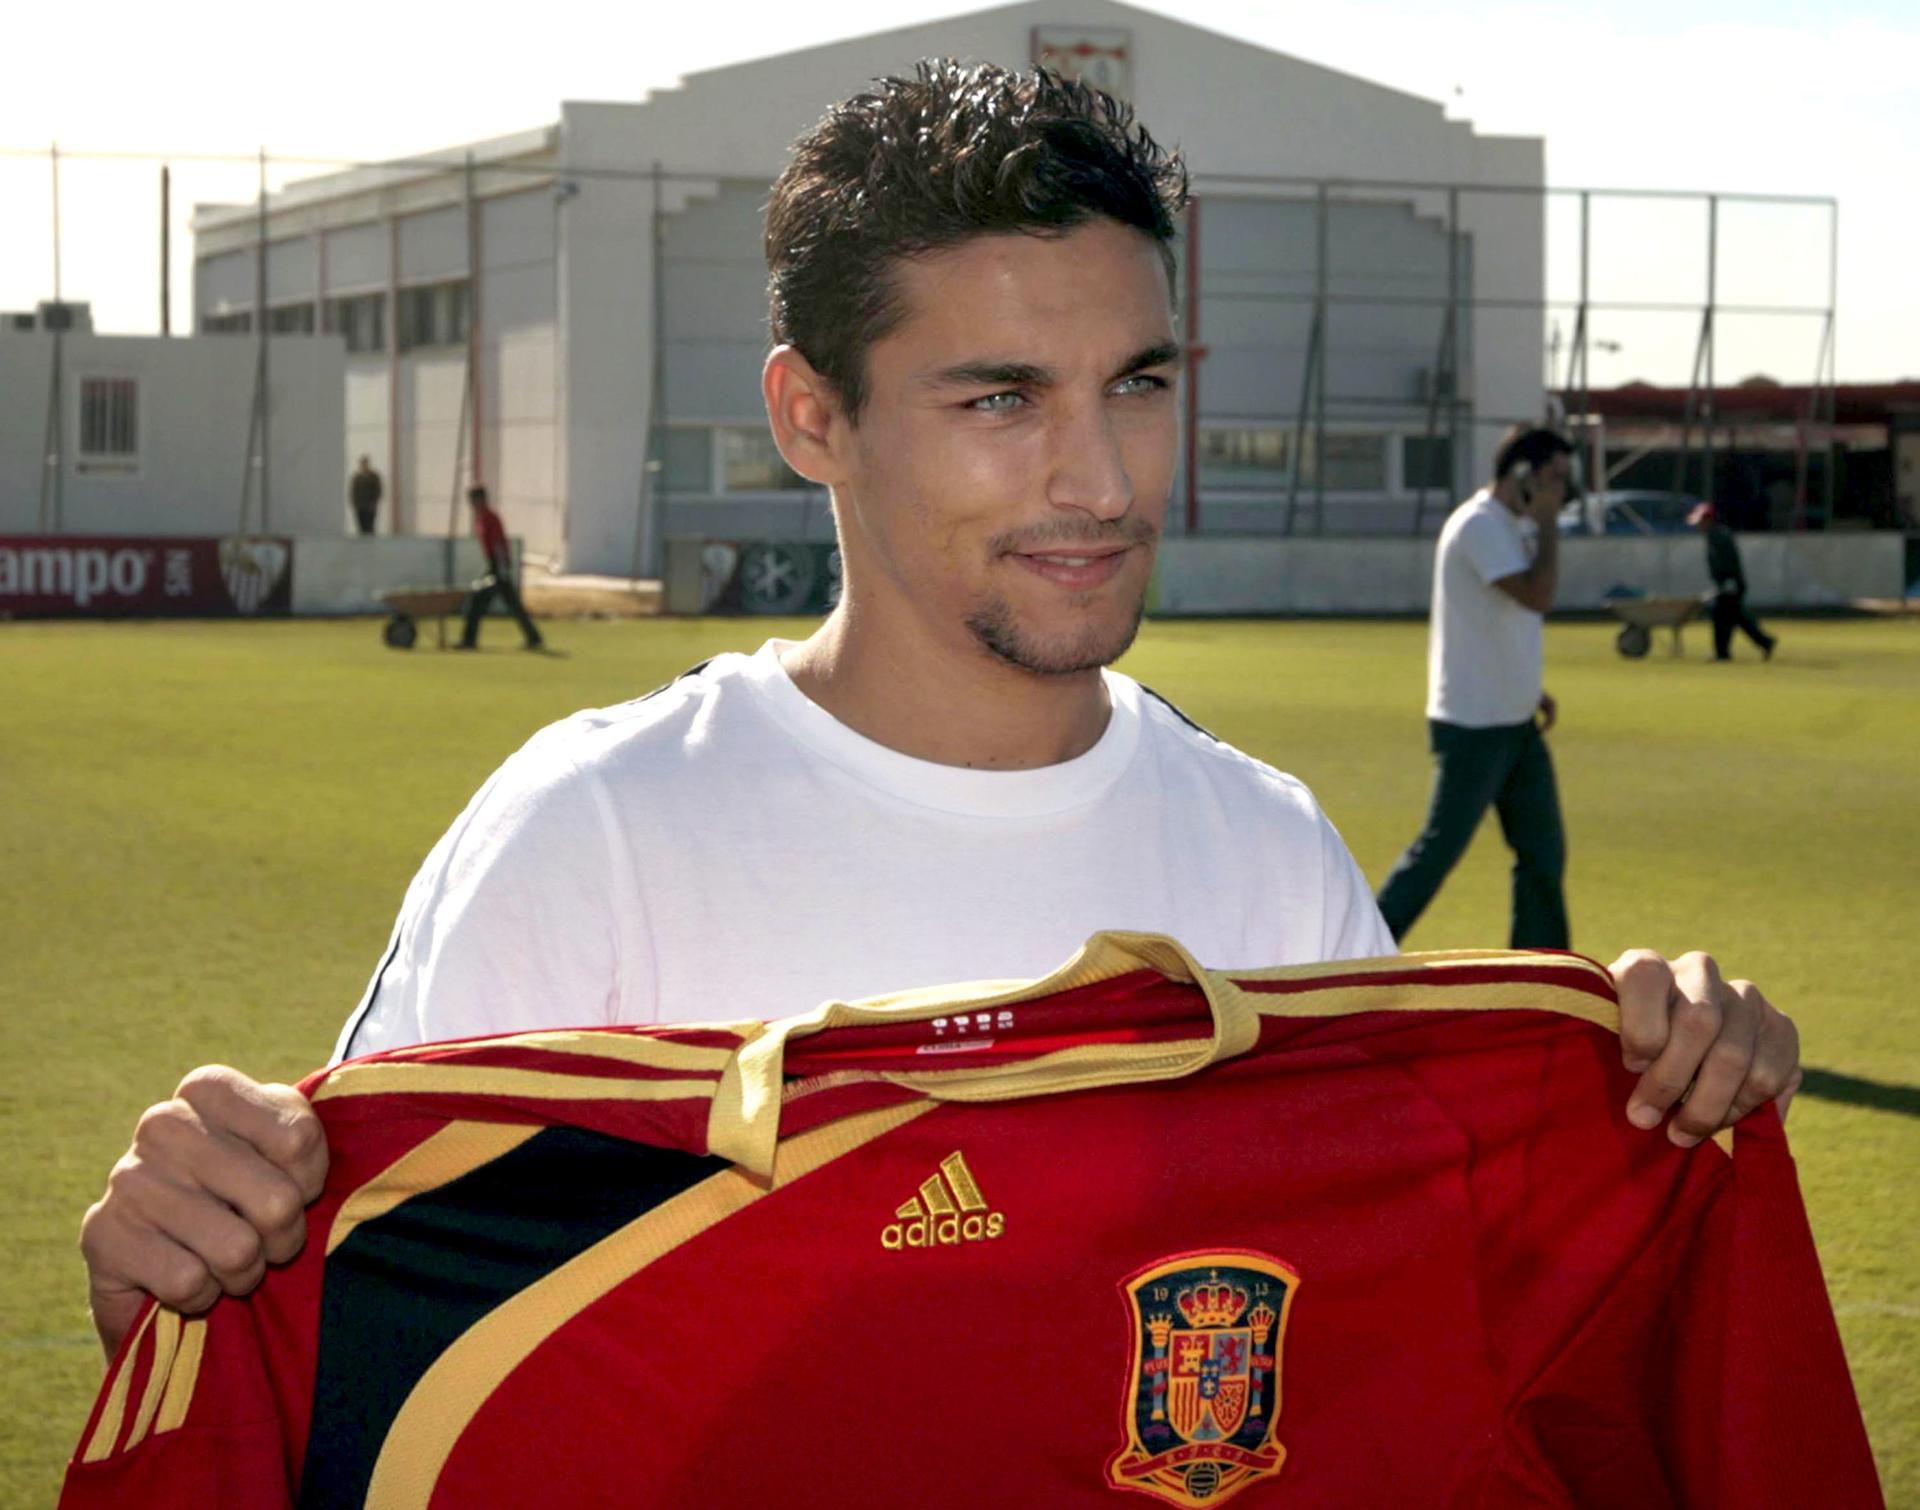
361, 1099, 935, 1510
709, 933, 1245, 1176
369, 1027, 741, 1075
121, 1307, 180, 1451
327, 1122, 544, 1256
704, 935, 1636, 1174
153, 1319, 207, 1436
310, 1062, 723, 1107
1217, 972, 1618, 1035
80, 1305, 157, 1464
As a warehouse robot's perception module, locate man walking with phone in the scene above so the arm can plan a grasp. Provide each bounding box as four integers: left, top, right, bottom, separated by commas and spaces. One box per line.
1377, 427, 1572, 948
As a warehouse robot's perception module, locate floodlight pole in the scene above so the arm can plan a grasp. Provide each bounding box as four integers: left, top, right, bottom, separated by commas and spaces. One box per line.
1577, 191, 1594, 486
160, 164, 171, 337
387, 217, 403, 535
1823, 201, 1839, 527
1703, 196, 1718, 506
1313, 185, 1329, 534
1445, 185, 1462, 512
39, 141, 66, 533
1182, 196, 1204, 535
1284, 186, 1329, 536
465, 151, 485, 491
1411, 189, 1459, 537
633, 161, 667, 581
255, 147, 271, 532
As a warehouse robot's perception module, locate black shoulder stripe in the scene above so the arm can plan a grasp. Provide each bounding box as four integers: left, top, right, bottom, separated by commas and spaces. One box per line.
636, 658, 714, 702
1138, 684, 1223, 745
336, 921, 404, 1062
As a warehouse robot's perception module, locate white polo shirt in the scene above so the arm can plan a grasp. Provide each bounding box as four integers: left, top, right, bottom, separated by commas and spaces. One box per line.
1427, 491, 1544, 728
337, 641, 1394, 1058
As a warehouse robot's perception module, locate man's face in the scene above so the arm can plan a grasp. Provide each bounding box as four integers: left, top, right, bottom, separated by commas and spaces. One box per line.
1535, 451, 1572, 508
833, 217, 1179, 677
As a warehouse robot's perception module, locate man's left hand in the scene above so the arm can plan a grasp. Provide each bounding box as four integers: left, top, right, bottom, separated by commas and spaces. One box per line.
1536, 691, 1557, 733
1612, 950, 1801, 1145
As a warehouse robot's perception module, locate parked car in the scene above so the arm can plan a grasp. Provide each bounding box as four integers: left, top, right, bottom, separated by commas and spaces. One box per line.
1558, 490, 1704, 536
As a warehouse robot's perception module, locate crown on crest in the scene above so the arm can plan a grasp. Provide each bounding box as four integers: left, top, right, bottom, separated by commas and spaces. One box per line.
1176, 1271, 1249, 1329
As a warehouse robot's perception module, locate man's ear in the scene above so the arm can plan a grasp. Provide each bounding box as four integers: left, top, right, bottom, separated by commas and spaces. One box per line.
763, 345, 847, 487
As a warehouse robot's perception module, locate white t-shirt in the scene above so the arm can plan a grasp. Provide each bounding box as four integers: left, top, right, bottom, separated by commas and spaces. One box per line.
336, 642, 1394, 1059
1427, 491, 1544, 728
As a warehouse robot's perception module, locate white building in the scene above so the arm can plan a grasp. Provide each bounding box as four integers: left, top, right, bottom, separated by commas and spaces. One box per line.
191, 0, 1544, 576
0, 320, 344, 539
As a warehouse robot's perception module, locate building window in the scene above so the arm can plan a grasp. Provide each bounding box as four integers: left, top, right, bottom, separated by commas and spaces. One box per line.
720, 427, 810, 491
1199, 428, 1295, 490
660, 425, 817, 494
202, 311, 252, 335
1317, 433, 1387, 492
324, 292, 386, 355
661, 427, 713, 492
77, 377, 138, 473
268, 303, 316, 335
1199, 427, 1389, 493
398, 279, 470, 352
1401, 435, 1454, 491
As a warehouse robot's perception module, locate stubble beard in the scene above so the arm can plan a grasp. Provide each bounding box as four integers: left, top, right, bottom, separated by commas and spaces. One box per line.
962, 517, 1162, 675
964, 578, 1150, 676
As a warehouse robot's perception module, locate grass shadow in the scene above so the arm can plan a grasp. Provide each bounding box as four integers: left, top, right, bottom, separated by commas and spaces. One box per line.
1799, 1067, 1920, 1118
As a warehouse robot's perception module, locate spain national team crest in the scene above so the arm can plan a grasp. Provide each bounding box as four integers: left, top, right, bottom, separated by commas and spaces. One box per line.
1106, 1251, 1299, 1506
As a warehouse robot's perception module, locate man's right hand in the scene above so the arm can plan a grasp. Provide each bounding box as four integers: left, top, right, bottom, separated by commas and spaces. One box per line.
79, 1066, 329, 1357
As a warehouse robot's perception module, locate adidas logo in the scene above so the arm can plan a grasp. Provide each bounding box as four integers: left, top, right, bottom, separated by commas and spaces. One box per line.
880, 1151, 1006, 1251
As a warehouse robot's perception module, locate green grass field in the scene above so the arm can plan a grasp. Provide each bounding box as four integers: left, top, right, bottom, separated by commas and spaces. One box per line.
3, 614, 1915, 1505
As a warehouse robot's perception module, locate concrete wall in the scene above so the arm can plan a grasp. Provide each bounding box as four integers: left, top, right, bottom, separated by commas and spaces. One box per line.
0, 333, 344, 537
290, 533, 496, 613
1150, 532, 1906, 615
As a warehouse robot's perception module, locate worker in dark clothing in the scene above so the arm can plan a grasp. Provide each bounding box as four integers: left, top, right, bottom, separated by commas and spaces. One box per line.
349, 457, 383, 535
459, 486, 544, 651
1690, 502, 1776, 661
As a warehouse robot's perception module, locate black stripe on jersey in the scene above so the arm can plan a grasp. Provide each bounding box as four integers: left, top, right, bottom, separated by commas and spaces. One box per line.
335, 923, 404, 1062
1138, 684, 1223, 745
297, 1128, 728, 1509
636, 658, 714, 701
338, 659, 716, 1061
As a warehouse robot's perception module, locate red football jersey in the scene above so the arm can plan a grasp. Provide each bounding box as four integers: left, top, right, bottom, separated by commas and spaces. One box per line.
61, 936, 1883, 1509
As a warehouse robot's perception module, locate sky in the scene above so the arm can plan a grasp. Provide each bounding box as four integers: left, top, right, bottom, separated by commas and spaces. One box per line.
2, 0, 1914, 385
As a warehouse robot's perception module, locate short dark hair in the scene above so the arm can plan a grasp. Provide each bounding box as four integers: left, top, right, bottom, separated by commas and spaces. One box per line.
765, 59, 1189, 419
466, 485, 489, 506
1493, 427, 1573, 481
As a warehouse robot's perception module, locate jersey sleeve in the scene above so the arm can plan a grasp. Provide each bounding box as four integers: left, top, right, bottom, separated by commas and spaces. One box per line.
333, 727, 640, 1061
1485, 1105, 1883, 1506
58, 1299, 299, 1509
1454, 508, 1531, 588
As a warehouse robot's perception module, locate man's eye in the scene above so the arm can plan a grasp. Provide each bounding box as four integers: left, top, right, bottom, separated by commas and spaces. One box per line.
968, 392, 1025, 413
1114, 374, 1171, 396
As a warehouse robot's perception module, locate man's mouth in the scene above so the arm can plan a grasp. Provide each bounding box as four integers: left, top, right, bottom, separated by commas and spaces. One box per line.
1008, 545, 1134, 589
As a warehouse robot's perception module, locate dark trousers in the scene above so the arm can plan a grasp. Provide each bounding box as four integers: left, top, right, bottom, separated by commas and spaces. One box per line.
461, 571, 542, 649
1712, 587, 1773, 660
351, 501, 378, 535
1377, 719, 1569, 949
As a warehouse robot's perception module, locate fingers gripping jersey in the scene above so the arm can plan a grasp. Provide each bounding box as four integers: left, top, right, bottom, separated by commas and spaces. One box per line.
62, 937, 1882, 1509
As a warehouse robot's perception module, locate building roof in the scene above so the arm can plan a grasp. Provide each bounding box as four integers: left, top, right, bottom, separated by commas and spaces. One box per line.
1580, 379, 1920, 427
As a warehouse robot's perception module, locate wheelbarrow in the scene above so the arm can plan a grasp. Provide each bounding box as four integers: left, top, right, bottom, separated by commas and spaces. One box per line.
377, 586, 470, 650
1605, 594, 1706, 658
